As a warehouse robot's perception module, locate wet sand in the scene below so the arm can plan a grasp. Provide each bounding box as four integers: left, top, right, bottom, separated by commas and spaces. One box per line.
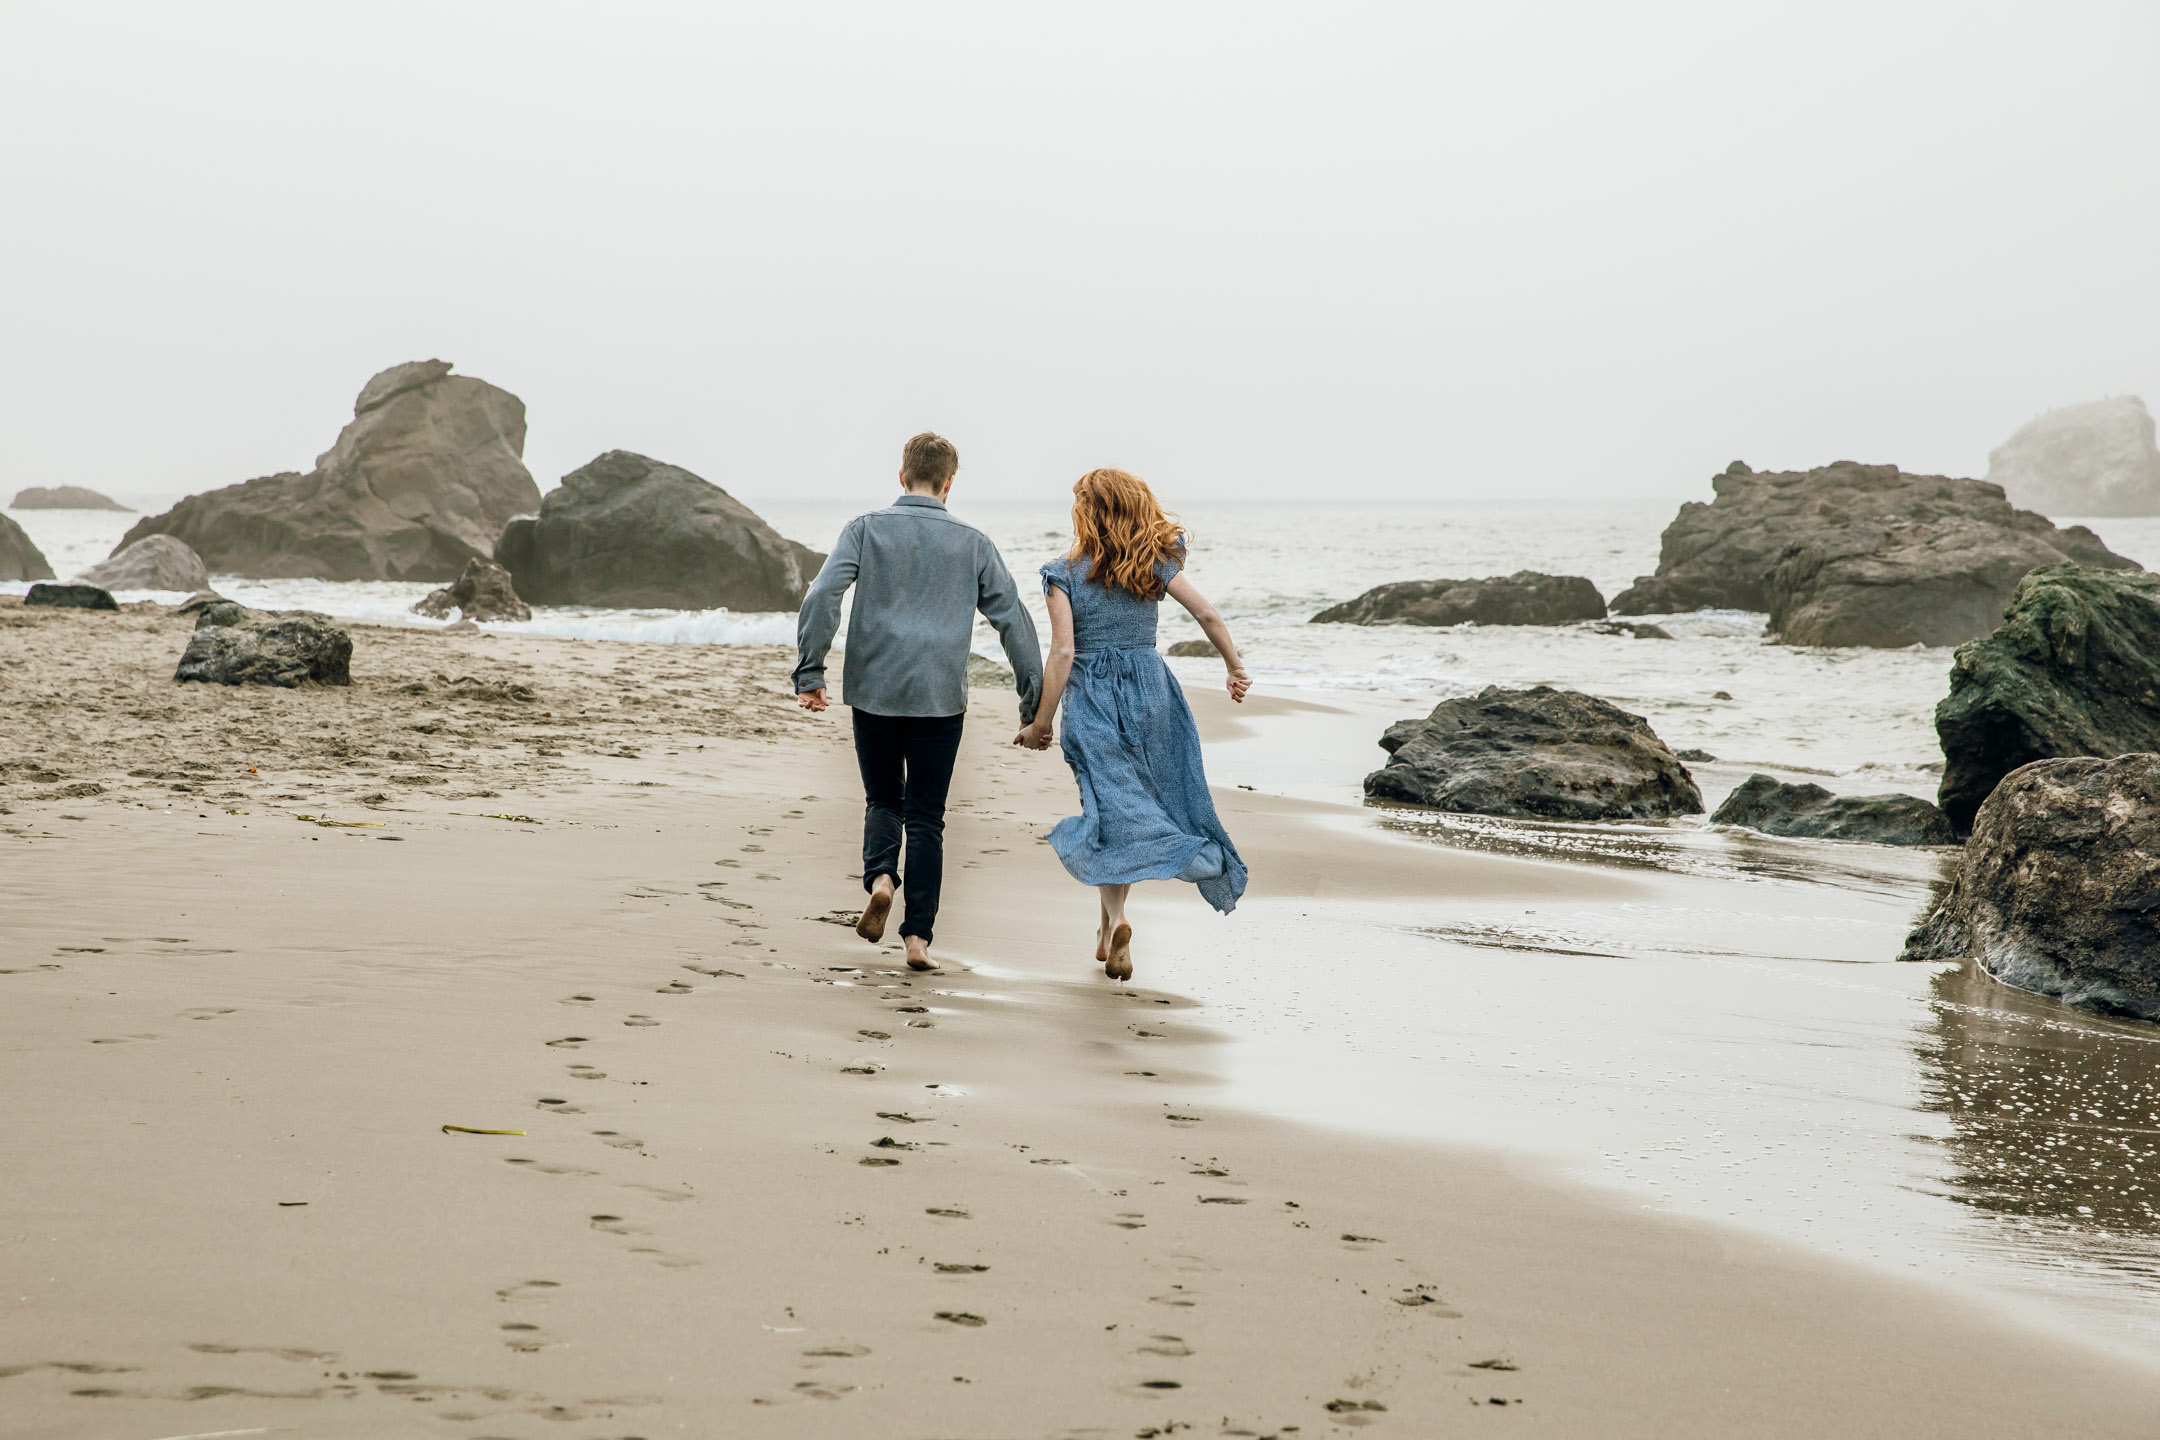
3, 597, 2159, 1437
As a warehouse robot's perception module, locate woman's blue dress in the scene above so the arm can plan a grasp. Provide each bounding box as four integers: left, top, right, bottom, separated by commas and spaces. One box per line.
1041, 550, 1247, 914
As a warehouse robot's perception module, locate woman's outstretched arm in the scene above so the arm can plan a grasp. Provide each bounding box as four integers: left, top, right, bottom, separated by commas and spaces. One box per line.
1165, 573, 1251, 703
1016, 585, 1075, 749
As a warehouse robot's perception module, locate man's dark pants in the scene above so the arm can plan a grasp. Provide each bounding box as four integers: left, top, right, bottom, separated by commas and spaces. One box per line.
851, 709, 965, 943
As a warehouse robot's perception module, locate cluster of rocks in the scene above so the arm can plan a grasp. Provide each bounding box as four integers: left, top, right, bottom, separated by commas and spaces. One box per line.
1314, 572, 1606, 628
1611, 461, 2136, 648
12, 485, 127, 510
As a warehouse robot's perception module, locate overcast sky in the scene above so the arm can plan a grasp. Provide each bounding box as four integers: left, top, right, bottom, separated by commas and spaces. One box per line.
2, 1, 2155, 514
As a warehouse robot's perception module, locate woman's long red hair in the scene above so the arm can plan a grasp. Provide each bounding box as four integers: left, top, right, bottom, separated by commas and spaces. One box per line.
1068, 468, 1185, 599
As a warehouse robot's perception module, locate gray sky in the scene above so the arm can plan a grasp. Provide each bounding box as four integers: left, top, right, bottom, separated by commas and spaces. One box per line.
2, 0, 2155, 514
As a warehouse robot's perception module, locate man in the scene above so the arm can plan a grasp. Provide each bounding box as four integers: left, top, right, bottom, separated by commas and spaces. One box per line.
794, 432, 1044, 971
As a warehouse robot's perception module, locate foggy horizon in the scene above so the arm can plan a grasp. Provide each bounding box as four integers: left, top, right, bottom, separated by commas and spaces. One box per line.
4, 1, 2156, 516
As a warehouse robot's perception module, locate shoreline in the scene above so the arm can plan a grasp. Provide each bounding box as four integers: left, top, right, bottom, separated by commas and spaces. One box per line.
4, 601, 2159, 1435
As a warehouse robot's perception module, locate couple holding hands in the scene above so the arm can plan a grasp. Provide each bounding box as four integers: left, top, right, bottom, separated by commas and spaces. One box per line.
794, 432, 1249, 981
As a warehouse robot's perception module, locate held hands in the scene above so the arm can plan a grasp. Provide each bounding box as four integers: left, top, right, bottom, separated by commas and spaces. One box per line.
1013, 720, 1054, 751
1226, 666, 1252, 704
797, 688, 829, 713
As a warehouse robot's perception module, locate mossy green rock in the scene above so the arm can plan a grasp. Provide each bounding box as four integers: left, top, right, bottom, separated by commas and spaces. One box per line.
1935, 564, 2160, 831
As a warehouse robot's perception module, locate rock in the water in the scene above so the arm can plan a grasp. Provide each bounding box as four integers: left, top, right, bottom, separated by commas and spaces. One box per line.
1586, 620, 1674, 640
0, 512, 55, 581
1313, 571, 1605, 626
1904, 754, 2160, 1021
1165, 638, 1219, 657
411, 557, 532, 622
1364, 685, 1704, 821
25, 582, 117, 610
1933, 563, 2160, 832
1675, 747, 1718, 763
74, 534, 209, 593
174, 605, 352, 687
1711, 773, 1954, 846
1610, 461, 2136, 647
120, 360, 540, 582
12, 485, 128, 510
1986, 396, 2160, 518
494, 450, 822, 611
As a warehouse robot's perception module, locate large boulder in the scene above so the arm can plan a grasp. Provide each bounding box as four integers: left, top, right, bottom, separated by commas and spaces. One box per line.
174, 603, 352, 687
0, 513, 54, 581
12, 485, 128, 511
1904, 755, 2160, 1022
25, 582, 117, 610
412, 557, 532, 622
1312, 571, 1606, 627
1610, 461, 2136, 647
1985, 396, 2160, 518
1711, 773, 1954, 846
1364, 684, 1703, 821
74, 534, 209, 592
495, 450, 823, 611
119, 360, 540, 582
1934, 564, 2160, 832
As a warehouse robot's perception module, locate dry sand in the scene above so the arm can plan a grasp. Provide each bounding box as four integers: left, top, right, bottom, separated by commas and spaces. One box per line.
3, 596, 2158, 1438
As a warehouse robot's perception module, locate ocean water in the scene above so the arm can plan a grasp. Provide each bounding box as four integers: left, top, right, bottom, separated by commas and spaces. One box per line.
15, 494, 2160, 1359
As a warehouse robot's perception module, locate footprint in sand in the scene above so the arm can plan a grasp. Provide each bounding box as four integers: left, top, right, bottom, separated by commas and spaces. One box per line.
622, 1183, 695, 1203
801, 1343, 871, 1359
504, 1158, 601, 1178
623, 1015, 660, 1027
88, 1034, 160, 1045
535, 1097, 583, 1114
567, 1066, 607, 1080
924, 1207, 970, 1220
591, 1131, 644, 1150
588, 1214, 645, 1235
546, 1036, 590, 1048
499, 1322, 554, 1352
181, 1007, 238, 1021
626, 1246, 702, 1269
933, 1263, 988, 1274
496, 1280, 561, 1303
1137, 1336, 1192, 1357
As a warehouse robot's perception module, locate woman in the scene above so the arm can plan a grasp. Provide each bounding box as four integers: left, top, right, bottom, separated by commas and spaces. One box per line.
1014, 468, 1250, 981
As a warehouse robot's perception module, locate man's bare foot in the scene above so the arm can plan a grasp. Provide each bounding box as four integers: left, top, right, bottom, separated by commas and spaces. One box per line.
905, 937, 937, 972
1105, 923, 1133, 982
857, 877, 894, 943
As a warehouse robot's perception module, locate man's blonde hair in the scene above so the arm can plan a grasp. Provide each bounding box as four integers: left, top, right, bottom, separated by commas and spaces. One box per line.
902, 432, 958, 491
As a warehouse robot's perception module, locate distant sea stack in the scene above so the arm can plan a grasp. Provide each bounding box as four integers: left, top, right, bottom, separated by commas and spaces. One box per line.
1312, 572, 1606, 627
12, 485, 128, 511
119, 360, 541, 582
1986, 396, 2160, 518
1610, 460, 2137, 647
0, 512, 55, 581
495, 451, 823, 611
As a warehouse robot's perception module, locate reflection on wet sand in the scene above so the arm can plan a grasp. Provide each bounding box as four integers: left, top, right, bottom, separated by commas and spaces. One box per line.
1920, 958, 2160, 1300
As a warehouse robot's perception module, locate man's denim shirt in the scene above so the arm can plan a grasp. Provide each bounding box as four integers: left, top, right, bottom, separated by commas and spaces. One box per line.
793, 495, 1043, 724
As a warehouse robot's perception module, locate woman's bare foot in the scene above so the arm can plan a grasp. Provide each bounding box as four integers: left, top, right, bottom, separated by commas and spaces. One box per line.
1105, 923, 1133, 982
905, 936, 937, 972
857, 875, 894, 943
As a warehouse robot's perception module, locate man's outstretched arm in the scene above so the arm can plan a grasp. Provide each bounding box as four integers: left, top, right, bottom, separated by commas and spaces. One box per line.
794, 521, 861, 709
976, 540, 1044, 726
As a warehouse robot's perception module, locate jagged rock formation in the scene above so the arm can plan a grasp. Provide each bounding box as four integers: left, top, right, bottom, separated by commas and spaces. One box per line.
25, 583, 117, 611
1986, 396, 2160, 518
1364, 685, 1703, 820
412, 557, 532, 623
1934, 564, 2160, 832
1313, 572, 1605, 627
1610, 461, 2135, 647
1904, 754, 2160, 1022
495, 451, 822, 611
121, 360, 540, 581
75, 535, 209, 593
12, 485, 127, 510
174, 602, 352, 687
0, 513, 54, 581
1711, 773, 1954, 846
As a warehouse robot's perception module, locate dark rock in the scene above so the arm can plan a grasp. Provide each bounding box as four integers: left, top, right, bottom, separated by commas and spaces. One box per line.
1934, 564, 2160, 832
175, 591, 229, 615
25, 582, 118, 610
1675, 748, 1718, 762
412, 557, 532, 623
1904, 754, 2160, 1021
75, 534, 209, 592
174, 606, 352, 687
494, 450, 822, 611
121, 360, 540, 581
0, 512, 54, 581
1711, 773, 1954, 846
1364, 685, 1703, 821
1610, 461, 2136, 647
1986, 395, 2160, 518
1165, 638, 1219, 657
1314, 571, 1605, 627
1587, 620, 1674, 640
12, 485, 128, 511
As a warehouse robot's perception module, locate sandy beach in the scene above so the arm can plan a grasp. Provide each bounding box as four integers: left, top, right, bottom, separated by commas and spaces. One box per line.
5, 596, 2160, 1439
